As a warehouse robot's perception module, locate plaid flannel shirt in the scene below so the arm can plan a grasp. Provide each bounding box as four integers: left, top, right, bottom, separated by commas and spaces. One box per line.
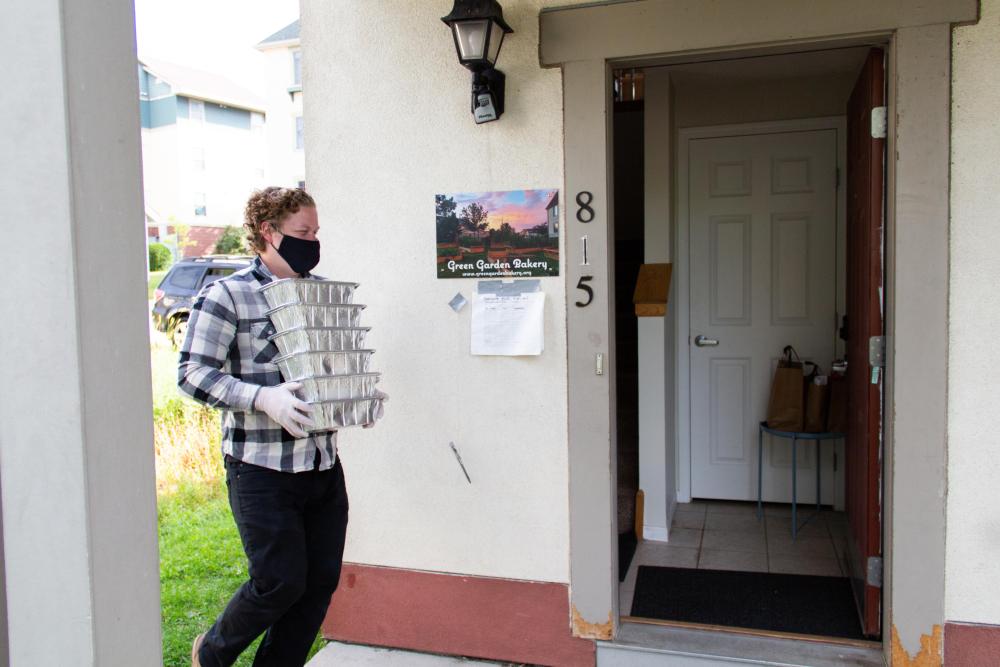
178, 257, 337, 472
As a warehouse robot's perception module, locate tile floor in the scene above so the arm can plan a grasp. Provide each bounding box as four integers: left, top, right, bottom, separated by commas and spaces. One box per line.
620, 499, 850, 616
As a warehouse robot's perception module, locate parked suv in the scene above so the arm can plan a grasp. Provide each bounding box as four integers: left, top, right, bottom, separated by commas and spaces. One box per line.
152, 255, 253, 349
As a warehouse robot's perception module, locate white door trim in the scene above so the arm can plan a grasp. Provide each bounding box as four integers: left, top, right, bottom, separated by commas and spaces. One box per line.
675, 116, 847, 503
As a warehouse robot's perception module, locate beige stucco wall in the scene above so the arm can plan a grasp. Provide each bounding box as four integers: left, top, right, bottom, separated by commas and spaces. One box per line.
301, 0, 586, 583
301, 0, 1000, 635
946, 0, 1000, 625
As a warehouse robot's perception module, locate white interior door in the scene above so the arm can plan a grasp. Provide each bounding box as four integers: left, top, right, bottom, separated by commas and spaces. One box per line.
689, 129, 838, 502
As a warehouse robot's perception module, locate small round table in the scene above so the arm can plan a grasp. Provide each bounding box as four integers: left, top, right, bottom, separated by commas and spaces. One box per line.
756, 421, 845, 539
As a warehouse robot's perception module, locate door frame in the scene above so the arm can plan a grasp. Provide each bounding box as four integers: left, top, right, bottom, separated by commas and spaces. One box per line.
676, 117, 848, 505
544, 2, 962, 658
539, 5, 960, 661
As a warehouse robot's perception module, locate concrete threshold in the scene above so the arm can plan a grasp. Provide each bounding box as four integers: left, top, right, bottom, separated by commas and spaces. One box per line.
307, 641, 512, 666
596, 620, 884, 667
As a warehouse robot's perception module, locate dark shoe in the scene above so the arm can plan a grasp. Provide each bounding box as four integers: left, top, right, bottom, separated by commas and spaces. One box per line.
191, 632, 206, 667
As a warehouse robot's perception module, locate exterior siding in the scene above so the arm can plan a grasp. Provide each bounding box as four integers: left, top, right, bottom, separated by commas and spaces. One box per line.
146, 73, 172, 98
302, 0, 573, 584
204, 101, 252, 130
146, 97, 178, 128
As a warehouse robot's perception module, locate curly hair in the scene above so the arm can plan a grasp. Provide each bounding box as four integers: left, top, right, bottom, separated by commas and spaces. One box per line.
243, 187, 316, 253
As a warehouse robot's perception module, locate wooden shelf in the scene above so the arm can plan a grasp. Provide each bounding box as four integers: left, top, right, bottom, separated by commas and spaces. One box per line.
632, 263, 672, 317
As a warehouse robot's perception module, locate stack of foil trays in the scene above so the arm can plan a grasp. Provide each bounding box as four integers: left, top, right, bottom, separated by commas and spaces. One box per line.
260, 278, 382, 431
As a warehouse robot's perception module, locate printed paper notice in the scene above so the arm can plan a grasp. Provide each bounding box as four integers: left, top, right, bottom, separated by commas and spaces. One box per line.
471, 292, 545, 356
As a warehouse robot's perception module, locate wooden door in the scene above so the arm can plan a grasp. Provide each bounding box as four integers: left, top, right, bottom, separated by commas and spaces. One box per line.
845, 48, 885, 639
689, 129, 838, 501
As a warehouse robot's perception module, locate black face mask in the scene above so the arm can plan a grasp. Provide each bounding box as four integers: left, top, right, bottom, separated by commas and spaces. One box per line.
272, 233, 320, 275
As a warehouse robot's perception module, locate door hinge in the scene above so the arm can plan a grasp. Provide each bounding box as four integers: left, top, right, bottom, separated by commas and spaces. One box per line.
871, 106, 888, 139
833, 451, 838, 472
835, 167, 840, 188
868, 335, 886, 368
867, 556, 883, 588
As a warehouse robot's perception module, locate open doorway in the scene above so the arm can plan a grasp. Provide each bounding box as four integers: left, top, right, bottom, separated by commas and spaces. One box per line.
613, 44, 887, 643
612, 71, 646, 584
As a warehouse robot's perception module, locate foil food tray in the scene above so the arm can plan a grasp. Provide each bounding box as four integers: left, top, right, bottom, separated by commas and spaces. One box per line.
269, 326, 370, 357
309, 397, 383, 431
298, 373, 380, 402
259, 278, 358, 310
274, 349, 374, 381
266, 302, 365, 332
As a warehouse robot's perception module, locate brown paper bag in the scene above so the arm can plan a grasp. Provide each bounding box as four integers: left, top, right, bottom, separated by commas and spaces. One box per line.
826, 369, 848, 433
766, 346, 805, 431
803, 366, 830, 433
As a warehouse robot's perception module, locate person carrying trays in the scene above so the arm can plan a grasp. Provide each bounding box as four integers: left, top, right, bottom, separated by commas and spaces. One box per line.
179, 187, 379, 667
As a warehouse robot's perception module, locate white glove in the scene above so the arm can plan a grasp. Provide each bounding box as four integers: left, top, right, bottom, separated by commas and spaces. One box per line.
363, 390, 389, 429
255, 382, 314, 438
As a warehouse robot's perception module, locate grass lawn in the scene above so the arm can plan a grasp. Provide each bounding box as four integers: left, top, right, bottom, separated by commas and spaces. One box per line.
149, 270, 167, 300
150, 332, 181, 407
152, 325, 325, 665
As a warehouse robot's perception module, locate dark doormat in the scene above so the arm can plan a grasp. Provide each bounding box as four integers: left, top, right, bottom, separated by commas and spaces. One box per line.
618, 531, 637, 582
630, 566, 863, 640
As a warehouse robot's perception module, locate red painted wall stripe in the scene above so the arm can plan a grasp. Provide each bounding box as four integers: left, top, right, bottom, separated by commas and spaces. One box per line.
945, 622, 1000, 666
322, 563, 595, 666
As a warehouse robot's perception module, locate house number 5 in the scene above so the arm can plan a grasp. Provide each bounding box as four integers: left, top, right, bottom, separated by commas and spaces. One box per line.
575, 191, 595, 223
576, 276, 594, 307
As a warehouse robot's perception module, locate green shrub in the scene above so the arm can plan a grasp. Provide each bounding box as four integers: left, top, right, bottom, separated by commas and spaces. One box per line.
149, 242, 173, 272
438, 247, 461, 257
214, 226, 246, 255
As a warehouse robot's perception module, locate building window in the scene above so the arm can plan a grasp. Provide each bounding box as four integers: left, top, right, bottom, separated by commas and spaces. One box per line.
295, 116, 304, 150
189, 99, 205, 122
192, 147, 205, 171
292, 50, 301, 86
251, 112, 264, 135
194, 192, 207, 216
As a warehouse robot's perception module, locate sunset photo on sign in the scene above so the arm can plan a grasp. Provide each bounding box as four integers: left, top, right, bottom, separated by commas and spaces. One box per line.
435, 188, 560, 279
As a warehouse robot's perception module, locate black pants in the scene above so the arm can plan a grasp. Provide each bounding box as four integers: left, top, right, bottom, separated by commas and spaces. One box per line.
199, 455, 349, 667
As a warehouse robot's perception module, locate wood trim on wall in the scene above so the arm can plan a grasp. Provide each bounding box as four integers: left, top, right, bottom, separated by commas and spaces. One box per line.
540, 0, 977, 66
322, 563, 595, 666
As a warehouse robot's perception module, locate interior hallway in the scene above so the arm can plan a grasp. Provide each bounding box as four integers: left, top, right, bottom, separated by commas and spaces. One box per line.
621, 500, 850, 616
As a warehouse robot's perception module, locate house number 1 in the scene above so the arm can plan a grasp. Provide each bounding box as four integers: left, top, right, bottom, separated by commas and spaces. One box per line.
575, 190, 595, 306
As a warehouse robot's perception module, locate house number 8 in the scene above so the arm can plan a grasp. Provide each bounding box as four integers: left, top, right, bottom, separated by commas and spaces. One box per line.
575, 191, 595, 223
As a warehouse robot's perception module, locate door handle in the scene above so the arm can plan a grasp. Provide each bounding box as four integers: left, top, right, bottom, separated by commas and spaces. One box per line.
694, 335, 719, 347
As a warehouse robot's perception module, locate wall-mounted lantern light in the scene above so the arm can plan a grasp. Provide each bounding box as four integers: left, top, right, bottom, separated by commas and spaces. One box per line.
441, 0, 514, 124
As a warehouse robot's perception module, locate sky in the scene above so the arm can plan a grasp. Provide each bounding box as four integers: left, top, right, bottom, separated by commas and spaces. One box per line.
133, 0, 299, 96
449, 189, 557, 232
